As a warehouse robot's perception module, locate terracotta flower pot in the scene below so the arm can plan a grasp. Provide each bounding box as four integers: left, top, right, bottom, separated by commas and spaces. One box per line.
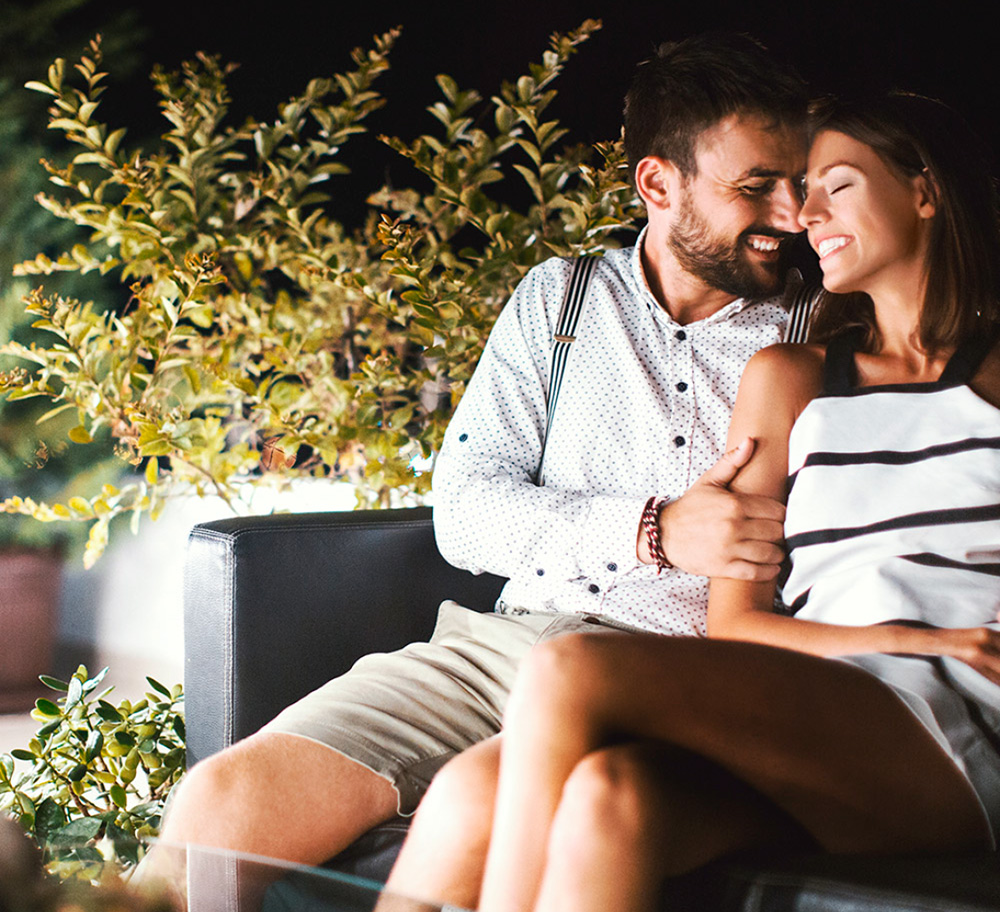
0, 548, 63, 712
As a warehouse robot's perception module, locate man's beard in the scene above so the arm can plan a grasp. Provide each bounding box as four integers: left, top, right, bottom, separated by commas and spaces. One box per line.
668, 195, 788, 301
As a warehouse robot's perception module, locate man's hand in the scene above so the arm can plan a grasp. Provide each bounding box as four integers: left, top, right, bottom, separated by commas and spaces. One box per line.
640, 438, 785, 580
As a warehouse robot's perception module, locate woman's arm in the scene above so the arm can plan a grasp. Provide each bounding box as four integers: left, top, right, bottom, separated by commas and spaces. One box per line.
706, 345, 1000, 682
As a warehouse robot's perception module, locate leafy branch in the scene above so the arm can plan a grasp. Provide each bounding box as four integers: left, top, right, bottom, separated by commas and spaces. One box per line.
0, 22, 643, 558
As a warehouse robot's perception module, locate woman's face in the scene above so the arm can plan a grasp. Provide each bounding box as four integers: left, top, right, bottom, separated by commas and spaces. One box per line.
798, 129, 935, 298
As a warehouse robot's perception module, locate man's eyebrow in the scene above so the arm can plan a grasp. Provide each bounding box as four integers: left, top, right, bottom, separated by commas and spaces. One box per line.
738, 167, 785, 180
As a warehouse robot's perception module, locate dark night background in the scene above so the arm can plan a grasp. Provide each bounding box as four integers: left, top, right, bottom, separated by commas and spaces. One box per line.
6, 0, 997, 218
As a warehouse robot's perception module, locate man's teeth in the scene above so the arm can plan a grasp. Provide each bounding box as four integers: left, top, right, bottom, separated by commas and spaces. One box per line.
749, 237, 780, 252
818, 237, 851, 258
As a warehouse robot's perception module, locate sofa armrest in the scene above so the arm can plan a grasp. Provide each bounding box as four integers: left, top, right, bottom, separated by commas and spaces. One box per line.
183, 507, 506, 766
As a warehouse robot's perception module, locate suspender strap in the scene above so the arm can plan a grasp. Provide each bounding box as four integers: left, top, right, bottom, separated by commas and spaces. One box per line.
536, 262, 819, 485
537, 255, 597, 485
782, 269, 822, 343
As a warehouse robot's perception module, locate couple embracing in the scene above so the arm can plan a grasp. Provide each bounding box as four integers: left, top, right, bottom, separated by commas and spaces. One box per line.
158, 32, 1000, 912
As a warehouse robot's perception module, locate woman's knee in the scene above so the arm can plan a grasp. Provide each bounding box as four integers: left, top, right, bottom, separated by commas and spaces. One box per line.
416, 741, 500, 837
508, 632, 607, 720
547, 748, 655, 861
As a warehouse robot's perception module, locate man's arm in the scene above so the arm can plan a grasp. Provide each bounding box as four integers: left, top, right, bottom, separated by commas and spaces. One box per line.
434, 259, 791, 585
433, 260, 647, 584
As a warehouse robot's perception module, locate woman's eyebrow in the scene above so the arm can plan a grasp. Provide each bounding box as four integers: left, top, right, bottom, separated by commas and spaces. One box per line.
803, 160, 862, 193
816, 160, 862, 178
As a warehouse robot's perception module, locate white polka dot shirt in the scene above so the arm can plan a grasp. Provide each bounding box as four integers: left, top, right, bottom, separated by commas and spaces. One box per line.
433, 230, 789, 636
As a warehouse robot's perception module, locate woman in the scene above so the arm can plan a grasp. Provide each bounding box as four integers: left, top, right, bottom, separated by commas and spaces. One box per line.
388, 92, 1000, 912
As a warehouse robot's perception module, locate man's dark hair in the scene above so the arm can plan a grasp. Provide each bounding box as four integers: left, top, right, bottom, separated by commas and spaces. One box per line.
623, 32, 808, 182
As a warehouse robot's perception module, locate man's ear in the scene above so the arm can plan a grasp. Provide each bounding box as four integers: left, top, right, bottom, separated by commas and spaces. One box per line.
634, 156, 682, 212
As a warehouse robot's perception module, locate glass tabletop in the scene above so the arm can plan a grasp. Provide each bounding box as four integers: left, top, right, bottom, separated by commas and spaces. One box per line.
0, 821, 464, 912
139, 838, 456, 912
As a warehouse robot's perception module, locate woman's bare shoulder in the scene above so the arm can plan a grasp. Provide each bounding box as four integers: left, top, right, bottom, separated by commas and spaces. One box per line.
741, 343, 826, 405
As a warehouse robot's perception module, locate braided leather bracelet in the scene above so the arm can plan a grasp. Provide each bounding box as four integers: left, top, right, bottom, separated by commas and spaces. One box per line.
641, 495, 672, 573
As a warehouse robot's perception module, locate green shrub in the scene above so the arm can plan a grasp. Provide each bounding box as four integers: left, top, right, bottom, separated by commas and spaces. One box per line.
0, 21, 643, 565
0, 667, 184, 877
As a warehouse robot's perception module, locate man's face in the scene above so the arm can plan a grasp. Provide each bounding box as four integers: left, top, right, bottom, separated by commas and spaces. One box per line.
667, 114, 807, 300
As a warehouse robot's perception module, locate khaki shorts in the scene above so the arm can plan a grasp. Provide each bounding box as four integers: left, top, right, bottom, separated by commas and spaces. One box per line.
262, 600, 635, 814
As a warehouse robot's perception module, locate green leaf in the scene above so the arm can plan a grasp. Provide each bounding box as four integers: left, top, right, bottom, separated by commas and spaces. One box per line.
49, 816, 103, 846
33, 798, 67, 844
84, 730, 104, 763
37, 719, 61, 738
96, 701, 123, 723
146, 677, 171, 697
109, 784, 127, 808
24, 80, 59, 96
39, 675, 70, 692
83, 667, 109, 692
11, 749, 35, 761
66, 676, 84, 708
35, 698, 61, 718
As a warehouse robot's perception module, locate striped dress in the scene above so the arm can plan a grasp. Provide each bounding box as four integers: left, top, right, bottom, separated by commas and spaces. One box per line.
783, 328, 1000, 840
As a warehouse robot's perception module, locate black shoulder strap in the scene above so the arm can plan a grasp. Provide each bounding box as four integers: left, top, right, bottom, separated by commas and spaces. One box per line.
537, 256, 597, 486
781, 269, 821, 344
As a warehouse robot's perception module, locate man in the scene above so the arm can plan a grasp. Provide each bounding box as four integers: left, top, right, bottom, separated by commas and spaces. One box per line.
157, 32, 809, 892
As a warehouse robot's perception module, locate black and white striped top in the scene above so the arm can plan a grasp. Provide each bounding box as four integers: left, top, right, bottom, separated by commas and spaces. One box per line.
784, 329, 1000, 633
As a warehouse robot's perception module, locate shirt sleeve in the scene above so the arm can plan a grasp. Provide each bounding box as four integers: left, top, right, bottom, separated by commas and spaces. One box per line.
432, 258, 648, 584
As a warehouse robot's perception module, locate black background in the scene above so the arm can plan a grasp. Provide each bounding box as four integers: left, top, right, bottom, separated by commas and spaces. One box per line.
33, 0, 1000, 219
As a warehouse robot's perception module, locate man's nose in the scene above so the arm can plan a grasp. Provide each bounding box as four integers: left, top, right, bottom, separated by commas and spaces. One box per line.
769, 181, 803, 234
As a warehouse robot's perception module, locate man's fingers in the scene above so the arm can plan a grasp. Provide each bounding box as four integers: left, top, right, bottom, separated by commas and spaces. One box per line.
736, 496, 786, 524
721, 560, 783, 582
733, 539, 785, 566
737, 518, 786, 547
696, 437, 755, 488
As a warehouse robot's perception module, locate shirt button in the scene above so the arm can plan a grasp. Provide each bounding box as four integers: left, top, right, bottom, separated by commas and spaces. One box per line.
536, 568, 545, 576
674, 436, 686, 447
459, 433, 468, 442
607, 562, 617, 572
588, 584, 600, 594
675, 330, 687, 341
676, 381, 688, 392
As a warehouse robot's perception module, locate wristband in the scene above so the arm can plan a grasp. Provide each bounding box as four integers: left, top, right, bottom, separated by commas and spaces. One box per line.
641, 496, 672, 573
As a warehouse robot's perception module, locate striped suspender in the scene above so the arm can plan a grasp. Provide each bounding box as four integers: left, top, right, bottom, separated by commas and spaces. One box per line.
535, 260, 821, 485
782, 269, 821, 343
536, 256, 597, 485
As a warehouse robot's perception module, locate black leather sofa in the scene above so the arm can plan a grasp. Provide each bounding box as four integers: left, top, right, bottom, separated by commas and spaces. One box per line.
184, 507, 1000, 911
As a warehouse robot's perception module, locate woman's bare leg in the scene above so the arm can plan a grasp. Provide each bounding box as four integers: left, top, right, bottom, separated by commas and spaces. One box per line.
479, 633, 991, 912
384, 737, 501, 910
386, 735, 807, 912
535, 741, 811, 912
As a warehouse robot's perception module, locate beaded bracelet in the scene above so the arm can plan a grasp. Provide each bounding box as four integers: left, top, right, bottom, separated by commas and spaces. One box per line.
641, 495, 671, 573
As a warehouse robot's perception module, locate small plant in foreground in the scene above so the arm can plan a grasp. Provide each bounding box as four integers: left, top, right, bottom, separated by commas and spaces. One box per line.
0, 666, 185, 880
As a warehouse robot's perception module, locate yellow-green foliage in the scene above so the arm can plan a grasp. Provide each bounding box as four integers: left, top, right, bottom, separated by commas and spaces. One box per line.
0, 22, 643, 565
0, 667, 184, 877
